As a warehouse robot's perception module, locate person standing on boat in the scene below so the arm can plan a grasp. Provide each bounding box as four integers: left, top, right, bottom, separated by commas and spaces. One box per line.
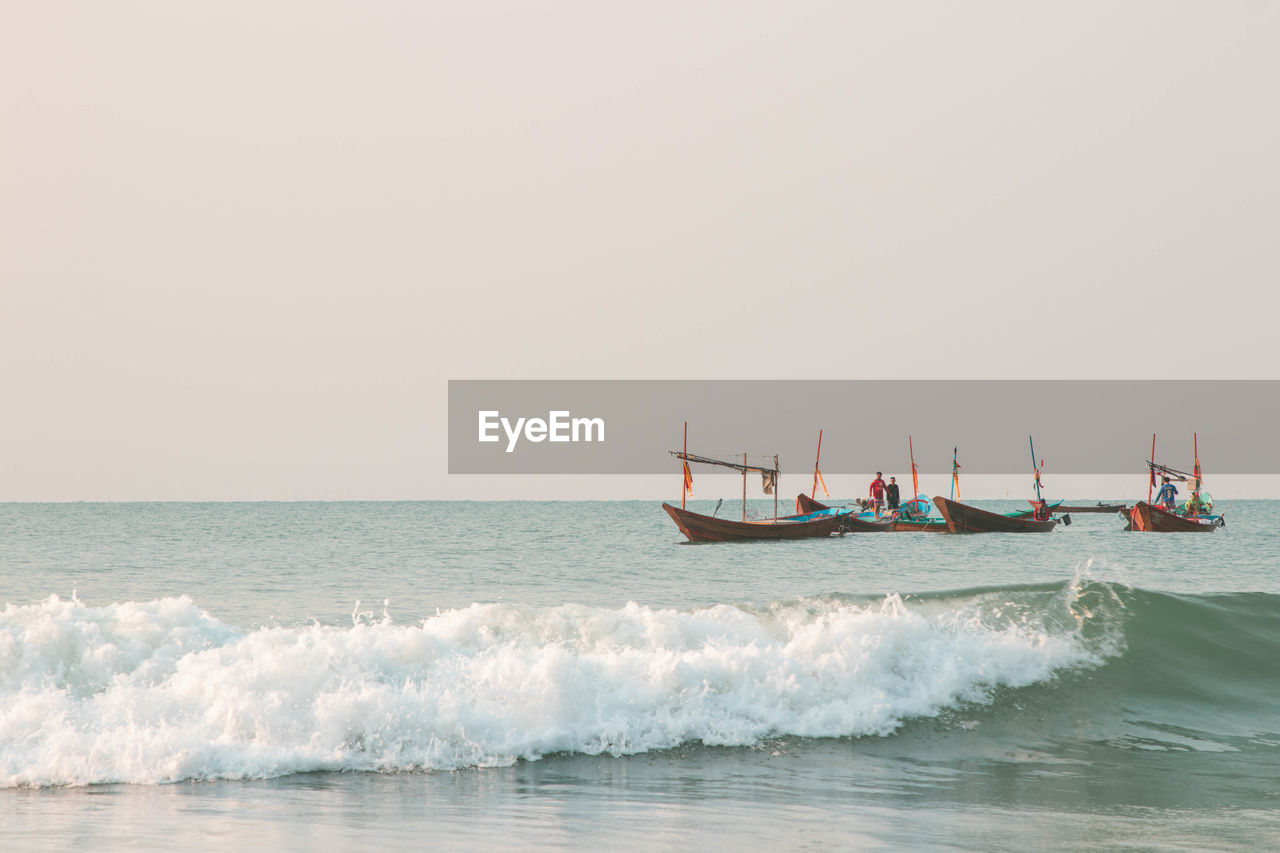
1155, 476, 1179, 510
885, 476, 900, 513
869, 472, 887, 517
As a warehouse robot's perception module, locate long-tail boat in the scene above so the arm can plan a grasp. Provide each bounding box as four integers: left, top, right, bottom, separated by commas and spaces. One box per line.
1126, 502, 1220, 533
663, 503, 847, 541
1124, 434, 1223, 533
1046, 503, 1128, 514
933, 496, 1060, 533
663, 423, 847, 542
932, 436, 1069, 533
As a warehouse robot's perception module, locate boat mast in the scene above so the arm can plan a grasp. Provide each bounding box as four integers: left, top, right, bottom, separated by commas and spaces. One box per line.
951, 446, 960, 501
811, 429, 823, 500
1193, 432, 1201, 492
1029, 435, 1043, 503
774, 454, 779, 520
682, 421, 688, 510
1148, 433, 1156, 504
742, 452, 747, 522
909, 435, 919, 500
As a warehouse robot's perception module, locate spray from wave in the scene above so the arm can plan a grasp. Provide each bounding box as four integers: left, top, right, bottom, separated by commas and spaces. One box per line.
0, 581, 1120, 787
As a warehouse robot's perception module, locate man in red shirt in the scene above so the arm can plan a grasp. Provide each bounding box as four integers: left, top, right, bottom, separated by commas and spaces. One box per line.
868, 471, 887, 517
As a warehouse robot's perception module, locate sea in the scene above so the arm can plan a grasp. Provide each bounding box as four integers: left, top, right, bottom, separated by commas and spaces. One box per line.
1, 499, 1278, 851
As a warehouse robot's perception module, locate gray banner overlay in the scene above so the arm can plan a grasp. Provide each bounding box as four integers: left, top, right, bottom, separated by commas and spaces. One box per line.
448, 381, 1277, 475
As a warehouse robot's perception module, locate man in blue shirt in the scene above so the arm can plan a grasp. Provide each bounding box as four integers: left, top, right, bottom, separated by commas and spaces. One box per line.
1155, 476, 1179, 510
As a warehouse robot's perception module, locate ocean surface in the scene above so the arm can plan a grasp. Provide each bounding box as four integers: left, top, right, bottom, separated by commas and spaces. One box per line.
1, 499, 1278, 850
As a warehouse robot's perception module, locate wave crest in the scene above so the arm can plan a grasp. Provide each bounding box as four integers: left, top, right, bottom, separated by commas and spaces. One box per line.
0, 585, 1116, 786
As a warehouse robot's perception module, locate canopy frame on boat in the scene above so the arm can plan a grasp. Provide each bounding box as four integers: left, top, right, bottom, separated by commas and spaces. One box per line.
671, 422, 780, 522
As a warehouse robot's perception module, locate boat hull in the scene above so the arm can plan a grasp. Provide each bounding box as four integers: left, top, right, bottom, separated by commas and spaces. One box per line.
842, 514, 896, 532
888, 517, 950, 533
1126, 501, 1220, 533
795, 493, 829, 514
664, 503, 845, 542
933, 496, 1059, 533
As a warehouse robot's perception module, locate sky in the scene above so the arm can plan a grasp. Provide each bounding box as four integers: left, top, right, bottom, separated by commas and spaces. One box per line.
3, 2, 1278, 501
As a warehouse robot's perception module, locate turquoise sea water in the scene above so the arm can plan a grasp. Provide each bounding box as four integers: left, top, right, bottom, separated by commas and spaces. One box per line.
2, 500, 1278, 850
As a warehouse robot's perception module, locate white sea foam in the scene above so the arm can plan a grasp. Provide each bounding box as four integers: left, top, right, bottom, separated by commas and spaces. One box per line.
0, 592, 1105, 787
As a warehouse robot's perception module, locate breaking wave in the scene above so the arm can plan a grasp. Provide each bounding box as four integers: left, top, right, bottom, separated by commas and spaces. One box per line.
3, 577, 1240, 787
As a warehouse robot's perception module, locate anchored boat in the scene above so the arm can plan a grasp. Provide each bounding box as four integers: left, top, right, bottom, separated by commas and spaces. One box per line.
1124, 434, 1223, 533
933, 436, 1069, 533
663, 423, 847, 543
933, 496, 1061, 533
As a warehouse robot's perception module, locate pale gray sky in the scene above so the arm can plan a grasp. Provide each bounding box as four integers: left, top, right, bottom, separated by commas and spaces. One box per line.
3, 2, 1277, 500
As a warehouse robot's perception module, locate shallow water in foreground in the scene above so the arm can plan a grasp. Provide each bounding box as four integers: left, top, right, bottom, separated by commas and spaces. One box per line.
1, 500, 1278, 849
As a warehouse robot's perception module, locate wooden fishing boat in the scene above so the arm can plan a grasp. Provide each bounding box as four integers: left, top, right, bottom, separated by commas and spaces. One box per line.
664, 423, 848, 543
1126, 501, 1220, 533
933, 496, 1061, 533
1123, 434, 1223, 533
930, 437, 1068, 533
663, 502, 846, 542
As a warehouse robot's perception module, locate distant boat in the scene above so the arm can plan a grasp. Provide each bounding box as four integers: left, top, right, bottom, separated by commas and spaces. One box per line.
1046, 503, 1128, 514
1124, 434, 1223, 533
